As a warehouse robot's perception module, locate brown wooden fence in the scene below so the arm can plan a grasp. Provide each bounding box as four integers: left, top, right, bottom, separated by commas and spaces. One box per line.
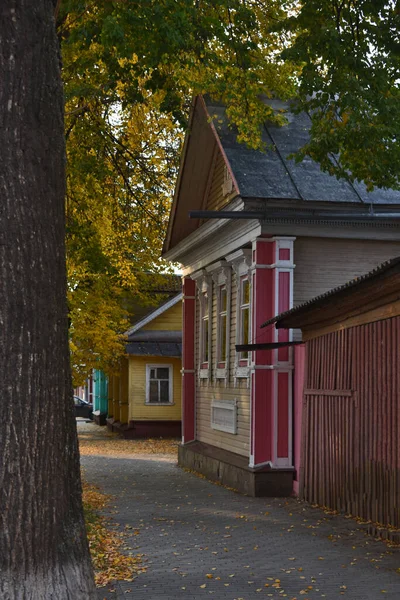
300, 316, 400, 539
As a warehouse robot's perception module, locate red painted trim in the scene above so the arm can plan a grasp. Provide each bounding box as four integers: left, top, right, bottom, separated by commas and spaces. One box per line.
252, 369, 274, 464
293, 344, 306, 494
279, 248, 290, 261
277, 372, 289, 458
183, 277, 196, 443
278, 271, 290, 362
256, 239, 275, 265
251, 240, 277, 465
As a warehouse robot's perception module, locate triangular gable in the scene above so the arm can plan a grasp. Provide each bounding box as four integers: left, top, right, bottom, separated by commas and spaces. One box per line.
125, 293, 182, 336
163, 96, 239, 255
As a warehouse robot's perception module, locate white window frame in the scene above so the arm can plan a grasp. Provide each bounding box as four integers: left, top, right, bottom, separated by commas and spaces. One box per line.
145, 364, 174, 405
238, 276, 251, 365
225, 249, 252, 384
217, 284, 228, 364
191, 270, 212, 380
200, 290, 210, 369
206, 261, 231, 382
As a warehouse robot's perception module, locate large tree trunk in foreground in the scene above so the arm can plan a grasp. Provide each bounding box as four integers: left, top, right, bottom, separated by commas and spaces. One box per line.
0, 2, 97, 598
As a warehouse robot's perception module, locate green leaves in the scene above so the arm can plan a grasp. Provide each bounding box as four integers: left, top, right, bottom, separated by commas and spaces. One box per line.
281, 0, 400, 190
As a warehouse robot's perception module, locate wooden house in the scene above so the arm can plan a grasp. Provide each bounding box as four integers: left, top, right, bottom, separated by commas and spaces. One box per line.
107, 292, 182, 438
162, 95, 400, 496
266, 257, 400, 539
92, 369, 108, 425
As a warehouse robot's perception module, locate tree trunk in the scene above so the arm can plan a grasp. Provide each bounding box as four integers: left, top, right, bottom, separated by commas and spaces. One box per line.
0, 2, 97, 598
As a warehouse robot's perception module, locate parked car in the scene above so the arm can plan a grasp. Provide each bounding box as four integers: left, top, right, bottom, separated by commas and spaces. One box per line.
74, 396, 93, 420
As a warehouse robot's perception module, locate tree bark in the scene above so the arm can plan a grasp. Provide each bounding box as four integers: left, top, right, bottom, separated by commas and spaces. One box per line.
0, 2, 97, 598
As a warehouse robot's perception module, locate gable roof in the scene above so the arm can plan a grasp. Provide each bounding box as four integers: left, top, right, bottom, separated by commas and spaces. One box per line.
125, 292, 182, 338
163, 95, 400, 255
124, 273, 181, 327
207, 96, 400, 205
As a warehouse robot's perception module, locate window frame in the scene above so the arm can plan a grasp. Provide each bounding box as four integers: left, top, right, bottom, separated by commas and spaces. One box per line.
225, 248, 252, 383
200, 290, 210, 368
238, 276, 251, 366
217, 284, 228, 366
207, 262, 231, 382
145, 364, 174, 405
192, 271, 212, 380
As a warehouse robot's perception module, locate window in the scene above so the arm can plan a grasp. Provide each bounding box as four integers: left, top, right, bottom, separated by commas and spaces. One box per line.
192, 271, 212, 380
217, 286, 227, 364
146, 365, 173, 404
239, 277, 251, 364
201, 291, 209, 366
206, 262, 231, 381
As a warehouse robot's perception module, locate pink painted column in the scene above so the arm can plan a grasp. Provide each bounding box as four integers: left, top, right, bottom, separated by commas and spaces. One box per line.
182, 277, 196, 444
250, 237, 295, 468
293, 344, 306, 495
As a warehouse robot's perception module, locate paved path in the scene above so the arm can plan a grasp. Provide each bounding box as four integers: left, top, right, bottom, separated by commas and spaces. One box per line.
79, 425, 400, 600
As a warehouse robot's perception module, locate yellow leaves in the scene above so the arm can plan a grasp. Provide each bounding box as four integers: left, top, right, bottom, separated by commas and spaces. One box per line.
79, 429, 179, 457
82, 480, 144, 587
199, 583, 207, 588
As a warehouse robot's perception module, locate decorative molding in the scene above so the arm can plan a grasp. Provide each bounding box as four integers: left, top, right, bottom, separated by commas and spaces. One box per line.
162, 196, 245, 263
207, 262, 232, 384
195, 272, 212, 382
230, 261, 252, 386
180, 219, 261, 276
199, 368, 210, 379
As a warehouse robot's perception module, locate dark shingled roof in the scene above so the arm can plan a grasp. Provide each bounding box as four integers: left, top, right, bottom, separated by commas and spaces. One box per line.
127, 330, 182, 343
126, 342, 182, 357
206, 97, 400, 206
262, 256, 400, 330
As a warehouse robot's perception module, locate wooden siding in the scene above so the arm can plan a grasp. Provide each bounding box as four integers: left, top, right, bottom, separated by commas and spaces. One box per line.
142, 301, 182, 331
294, 237, 400, 306
205, 152, 236, 212
128, 355, 182, 421
301, 317, 400, 537
195, 273, 251, 457
120, 358, 129, 424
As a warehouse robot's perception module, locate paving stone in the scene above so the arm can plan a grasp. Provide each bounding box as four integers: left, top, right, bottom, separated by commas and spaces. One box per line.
79, 428, 400, 600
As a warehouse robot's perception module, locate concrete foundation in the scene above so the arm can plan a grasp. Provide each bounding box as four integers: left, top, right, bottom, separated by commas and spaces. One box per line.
179, 441, 294, 497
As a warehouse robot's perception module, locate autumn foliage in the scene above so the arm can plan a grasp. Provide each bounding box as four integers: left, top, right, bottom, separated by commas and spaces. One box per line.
82, 481, 146, 587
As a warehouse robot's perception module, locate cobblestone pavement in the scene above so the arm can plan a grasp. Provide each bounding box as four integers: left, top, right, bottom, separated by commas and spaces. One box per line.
79, 425, 400, 600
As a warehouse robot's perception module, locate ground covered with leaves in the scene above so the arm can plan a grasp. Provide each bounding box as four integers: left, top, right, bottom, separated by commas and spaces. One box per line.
82, 480, 146, 588
78, 423, 179, 457
79, 422, 178, 589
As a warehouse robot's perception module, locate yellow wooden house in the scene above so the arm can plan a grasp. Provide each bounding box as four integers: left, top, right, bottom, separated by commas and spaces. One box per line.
107, 292, 182, 438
